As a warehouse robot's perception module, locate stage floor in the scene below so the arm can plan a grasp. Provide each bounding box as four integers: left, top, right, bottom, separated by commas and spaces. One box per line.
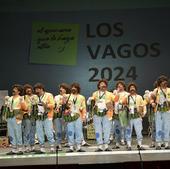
1, 136, 170, 167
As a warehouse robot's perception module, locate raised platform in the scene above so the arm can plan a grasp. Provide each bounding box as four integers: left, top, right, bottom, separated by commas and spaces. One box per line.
1, 146, 170, 167
1, 137, 170, 168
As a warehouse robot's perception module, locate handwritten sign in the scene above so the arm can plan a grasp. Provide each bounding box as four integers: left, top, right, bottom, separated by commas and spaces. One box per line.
30, 21, 80, 65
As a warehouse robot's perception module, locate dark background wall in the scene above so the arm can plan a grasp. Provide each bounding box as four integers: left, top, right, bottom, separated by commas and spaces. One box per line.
0, 0, 170, 98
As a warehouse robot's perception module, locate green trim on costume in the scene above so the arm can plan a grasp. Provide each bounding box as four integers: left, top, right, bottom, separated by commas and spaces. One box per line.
129, 112, 140, 119
157, 104, 170, 112
63, 113, 80, 122
53, 110, 62, 119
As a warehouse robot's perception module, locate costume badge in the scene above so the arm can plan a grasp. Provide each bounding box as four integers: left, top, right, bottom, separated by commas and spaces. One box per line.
97, 99, 106, 112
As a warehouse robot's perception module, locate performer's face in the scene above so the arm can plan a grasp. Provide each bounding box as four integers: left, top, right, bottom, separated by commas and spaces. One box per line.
129, 86, 136, 94
71, 87, 78, 94
35, 88, 43, 96
160, 80, 168, 88
26, 88, 32, 95
117, 83, 124, 92
59, 87, 66, 95
99, 82, 107, 91
12, 87, 20, 96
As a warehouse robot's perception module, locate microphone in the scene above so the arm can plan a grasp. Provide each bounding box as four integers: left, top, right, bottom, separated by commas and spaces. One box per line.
137, 145, 144, 169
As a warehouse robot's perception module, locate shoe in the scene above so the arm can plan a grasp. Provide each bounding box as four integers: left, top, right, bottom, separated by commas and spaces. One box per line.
104, 148, 112, 151
139, 147, 145, 150
76, 148, 86, 152
109, 135, 113, 141
108, 140, 112, 145
156, 146, 161, 150
50, 148, 56, 153
30, 149, 36, 153
161, 143, 165, 147
149, 144, 155, 148
25, 149, 30, 153
30, 146, 36, 152
35, 139, 39, 145
120, 141, 126, 146
95, 148, 103, 152
16, 151, 24, 155
112, 145, 120, 149
127, 146, 132, 151
6, 151, 16, 155
56, 145, 62, 151
34, 150, 45, 154
82, 142, 90, 146
24, 147, 31, 153
64, 143, 69, 147
137, 145, 145, 150
165, 146, 170, 150
66, 149, 74, 153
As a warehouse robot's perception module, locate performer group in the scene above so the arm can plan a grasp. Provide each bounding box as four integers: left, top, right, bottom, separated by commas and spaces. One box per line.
1, 74, 170, 155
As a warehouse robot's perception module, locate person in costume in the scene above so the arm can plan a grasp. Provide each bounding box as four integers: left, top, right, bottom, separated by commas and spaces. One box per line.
6, 84, 27, 155
125, 82, 146, 151
87, 79, 114, 151
143, 88, 157, 148
152, 75, 170, 150
34, 83, 55, 153
54, 83, 70, 151
63, 83, 86, 152
112, 81, 129, 149
22, 84, 37, 152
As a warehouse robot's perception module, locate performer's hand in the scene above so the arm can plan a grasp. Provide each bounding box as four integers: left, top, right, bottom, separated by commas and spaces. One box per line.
82, 116, 86, 123
151, 102, 156, 108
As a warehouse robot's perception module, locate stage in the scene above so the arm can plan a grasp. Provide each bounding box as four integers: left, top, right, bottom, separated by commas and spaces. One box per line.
1, 137, 170, 168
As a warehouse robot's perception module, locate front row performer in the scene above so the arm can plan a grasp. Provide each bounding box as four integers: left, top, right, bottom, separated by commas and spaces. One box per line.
143, 88, 157, 148
5, 84, 27, 155
153, 75, 170, 150
113, 81, 128, 149
125, 83, 146, 150
33, 83, 55, 153
87, 79, 114, 151
22, 84, 37, 153
54, 83, 70, 151
63, 83, 86, 152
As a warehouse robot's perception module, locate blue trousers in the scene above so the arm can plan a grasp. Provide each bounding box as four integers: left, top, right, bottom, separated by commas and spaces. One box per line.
125, 118, 143, 143
36, 118, 55, 145
155, 112, 170, 142
53, 118, 63, 144
22, 118, 36, 146
67, 117, 82, 146
93, 115, 111, 145
113, 119, 126, 143
7, 117, 22, 147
